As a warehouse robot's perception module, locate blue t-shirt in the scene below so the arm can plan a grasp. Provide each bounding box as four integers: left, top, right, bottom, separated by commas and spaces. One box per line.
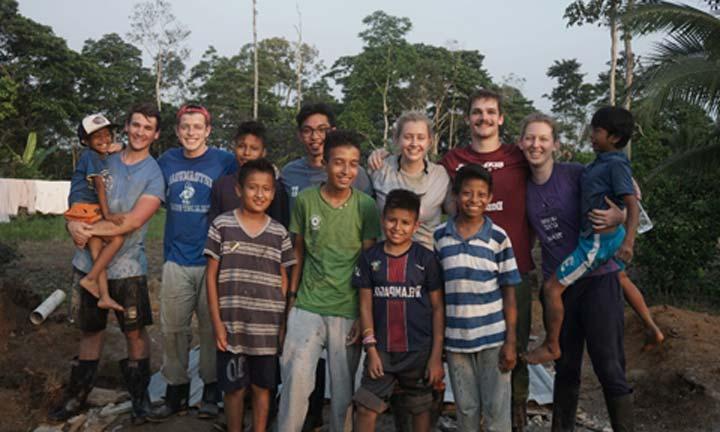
280, 157, 374, 211
526, 162, 620, 280
68, 149, 108, 205
158, 147, 237, 266
72, 153, 165, 279
580, 151, 634, 236
352, 242, 442, 352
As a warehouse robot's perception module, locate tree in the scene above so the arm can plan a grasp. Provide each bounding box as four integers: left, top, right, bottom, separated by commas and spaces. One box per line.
127, 0, 190, 111
252, 0, 259, 119
544, 59, 596, 146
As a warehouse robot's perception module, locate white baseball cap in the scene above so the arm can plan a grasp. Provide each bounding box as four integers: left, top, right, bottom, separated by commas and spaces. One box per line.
78, 113, 116, 143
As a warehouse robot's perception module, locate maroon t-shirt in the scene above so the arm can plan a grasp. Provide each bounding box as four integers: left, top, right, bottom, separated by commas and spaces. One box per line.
440, 143, 533, 273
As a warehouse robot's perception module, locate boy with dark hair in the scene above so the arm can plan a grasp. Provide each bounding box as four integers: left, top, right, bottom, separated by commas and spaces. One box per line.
205, 158, 296, 432
65, 113, 125, 312
209, 120, 289, 226
434, 164, 521, 432
526, 106, 640, 365
353, 189, 444, 432
278, 129, 382, 432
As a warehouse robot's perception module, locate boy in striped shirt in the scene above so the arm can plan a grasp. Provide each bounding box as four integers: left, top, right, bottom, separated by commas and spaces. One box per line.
433, 164, 521, 432
204, 159, 296, 432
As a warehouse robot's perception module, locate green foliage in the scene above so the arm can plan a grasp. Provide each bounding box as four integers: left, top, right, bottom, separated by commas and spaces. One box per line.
3, 132, 56, 178
545, 59, 596, 145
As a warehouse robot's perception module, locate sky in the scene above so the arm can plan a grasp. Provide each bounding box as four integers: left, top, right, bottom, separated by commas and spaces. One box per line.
18, 0, 669, 113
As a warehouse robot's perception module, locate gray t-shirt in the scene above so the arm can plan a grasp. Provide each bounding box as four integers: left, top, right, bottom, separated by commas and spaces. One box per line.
72, 153, 165, 279
280, 157, 373, 211
371, 156, 450, 250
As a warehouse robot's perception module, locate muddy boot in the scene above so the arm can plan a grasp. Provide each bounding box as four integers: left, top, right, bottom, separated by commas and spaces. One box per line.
197, 382, 220, 419
147, 382, 190, 422
512, 400, 528, 432
605, 393, 634, 432
120, 358, 152, 425
48, 357, 98, 422
551, 384, 579, 432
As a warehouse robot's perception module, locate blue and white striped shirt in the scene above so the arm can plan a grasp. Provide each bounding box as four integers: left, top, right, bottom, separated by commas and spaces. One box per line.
434, 216, 521, 353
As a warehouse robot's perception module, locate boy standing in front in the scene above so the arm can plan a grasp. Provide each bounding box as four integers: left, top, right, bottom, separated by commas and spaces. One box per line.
353, 189, 445, 432
278, 130, 381, 432
434, 164, 521, 432
204, 159, 296, 432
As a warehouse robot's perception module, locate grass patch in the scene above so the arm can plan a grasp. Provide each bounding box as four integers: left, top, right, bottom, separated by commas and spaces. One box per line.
0, 210, 166, 243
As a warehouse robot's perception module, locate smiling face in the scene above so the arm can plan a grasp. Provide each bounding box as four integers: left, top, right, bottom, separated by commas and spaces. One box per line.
466, 97, 504, 140
125, 113, 159, 153
590, 126, 620, 153
298, 113, 332, 159
382, 207, 419, 247
236, 170, 275, 214
456, 178, 493, 220
397, 120, 431, 164
520, 121, 559, 169
234, 133, 266, 166
324, 144, 360, 192
176, 112, 211, 157
86, 127, 113, 155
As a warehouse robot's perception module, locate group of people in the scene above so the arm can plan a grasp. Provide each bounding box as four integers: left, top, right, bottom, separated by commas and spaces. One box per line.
50, 88, 663, 432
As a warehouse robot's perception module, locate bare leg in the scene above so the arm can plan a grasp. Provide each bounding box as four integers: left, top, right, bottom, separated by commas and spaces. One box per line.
126, 328, 150, 360
526, 275, 565, 364
618, 271, 664, 350
225, 388, 246, 432
355, 405, 379, 432
80, 236, 124, 312
78, 330, 105, 361
251, 384, 271, 432
412, 410, 431, 432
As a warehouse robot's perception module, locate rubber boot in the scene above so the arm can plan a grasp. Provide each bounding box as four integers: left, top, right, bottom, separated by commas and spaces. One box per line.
605, 393, 634, 432
512, 400, 528, 432
197, 382, 220, 419
119, 358, 153, 425
48, 357, 99, 422
147, 382, 190, 422
551, 384, 580, 432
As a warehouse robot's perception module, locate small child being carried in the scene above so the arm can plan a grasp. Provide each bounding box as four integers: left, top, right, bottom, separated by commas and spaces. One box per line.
64, 113, 125, 312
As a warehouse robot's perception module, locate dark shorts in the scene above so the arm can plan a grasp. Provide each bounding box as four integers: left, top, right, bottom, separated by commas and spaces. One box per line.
216, 350, 278, 393
353, 349, 432, 415
71, 268, 153, 333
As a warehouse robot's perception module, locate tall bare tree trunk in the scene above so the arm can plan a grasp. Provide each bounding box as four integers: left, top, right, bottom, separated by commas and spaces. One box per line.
295, 3, 303, 112
609, 1, 619, 106
252, 0, 259, 119
623, 0, 635, 159
155, 53, 163, 111
382, 74, 390, 146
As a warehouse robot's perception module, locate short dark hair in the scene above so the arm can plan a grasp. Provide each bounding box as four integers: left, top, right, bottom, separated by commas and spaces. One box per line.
234, 120, 267, 146
467, 88, 503, 115
296, 102, 336, 128
237, 158, 276, 187
126, 102, 161, 131
383, 189, 421, 219
591, 106, 635, 148
452, 164, 493, 195
322, 130, 362, 163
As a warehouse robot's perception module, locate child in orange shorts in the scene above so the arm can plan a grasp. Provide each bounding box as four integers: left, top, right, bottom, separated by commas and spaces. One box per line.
65, 113, 125, 312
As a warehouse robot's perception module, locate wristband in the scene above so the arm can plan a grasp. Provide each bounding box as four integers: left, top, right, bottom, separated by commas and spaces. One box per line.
363, 342, 377, 352
362, 335, 377, 345
287, 291, 298, 299
362, 328, 374, 337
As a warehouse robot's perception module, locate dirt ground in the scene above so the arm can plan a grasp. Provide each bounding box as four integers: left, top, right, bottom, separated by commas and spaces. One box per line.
1, 239, 719, 432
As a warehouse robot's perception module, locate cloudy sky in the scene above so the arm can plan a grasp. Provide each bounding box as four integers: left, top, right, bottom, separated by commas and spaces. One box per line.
19, 0, 674, 112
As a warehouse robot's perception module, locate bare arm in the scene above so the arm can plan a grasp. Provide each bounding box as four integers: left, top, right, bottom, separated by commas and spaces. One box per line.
206, 257, 227, 351
617, 194, 640, 263
286, 233, 304, 315
427, 289, 445, 385
362, 238, 376, 251
359, 287, 383, 378
367, 148, 391, 172
93, 176, 124, 225
499, 285, 517, 372
88, 195, 161, 237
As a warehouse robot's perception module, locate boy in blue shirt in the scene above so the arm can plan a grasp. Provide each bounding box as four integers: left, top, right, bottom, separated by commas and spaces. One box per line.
353, 189, 444, 432
526, 106, 640, 365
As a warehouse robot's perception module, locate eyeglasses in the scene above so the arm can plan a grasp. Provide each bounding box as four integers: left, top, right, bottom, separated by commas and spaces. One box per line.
300, 125, 331, 137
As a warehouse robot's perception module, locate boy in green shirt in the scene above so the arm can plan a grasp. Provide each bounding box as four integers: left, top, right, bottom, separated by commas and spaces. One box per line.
278, 130, 381, 432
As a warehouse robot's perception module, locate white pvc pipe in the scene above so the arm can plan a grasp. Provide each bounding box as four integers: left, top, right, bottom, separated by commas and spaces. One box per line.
30, 289, 66, 325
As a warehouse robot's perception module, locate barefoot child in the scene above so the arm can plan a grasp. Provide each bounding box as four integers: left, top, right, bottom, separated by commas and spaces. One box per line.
526, 107, 641, 364
204, 158, 296, 432
65, 113, 125, 312
434, 164, 521, 431
353, 189, 444, 432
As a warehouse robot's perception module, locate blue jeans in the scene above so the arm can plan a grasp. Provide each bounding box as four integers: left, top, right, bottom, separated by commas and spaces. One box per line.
446, 347, 511, 432
277, 307, 360, 432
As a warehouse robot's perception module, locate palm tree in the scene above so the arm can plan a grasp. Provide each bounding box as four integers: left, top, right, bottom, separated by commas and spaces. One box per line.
628, 1, 720, 174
